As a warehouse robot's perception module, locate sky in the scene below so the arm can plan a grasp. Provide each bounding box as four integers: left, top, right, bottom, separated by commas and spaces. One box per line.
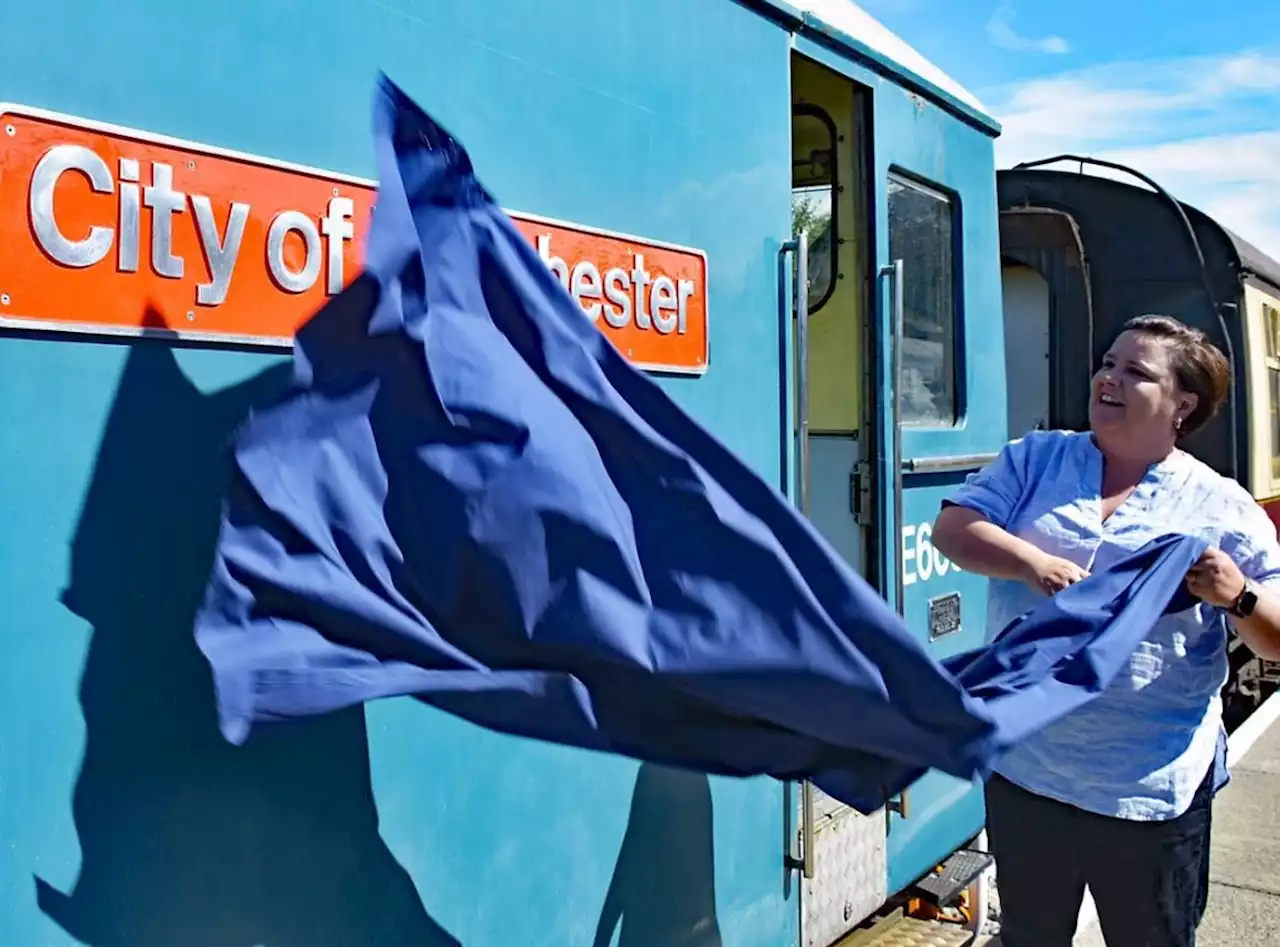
857, 0, 1280, 258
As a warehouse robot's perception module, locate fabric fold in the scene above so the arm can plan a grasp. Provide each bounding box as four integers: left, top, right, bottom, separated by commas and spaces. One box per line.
193, 75, 1207, 814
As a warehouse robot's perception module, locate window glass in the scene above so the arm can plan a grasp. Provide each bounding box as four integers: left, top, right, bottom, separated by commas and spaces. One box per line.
792, 109, 837, 311
1265, 304, 1280, 480
888, 174, 958, 425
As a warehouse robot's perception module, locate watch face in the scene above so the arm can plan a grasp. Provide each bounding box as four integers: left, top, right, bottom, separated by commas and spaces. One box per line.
1237, 588, 1259, 618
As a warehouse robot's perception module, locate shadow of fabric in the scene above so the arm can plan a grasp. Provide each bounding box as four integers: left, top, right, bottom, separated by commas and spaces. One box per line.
35, 329, 458, 947
594, 764, 723, 947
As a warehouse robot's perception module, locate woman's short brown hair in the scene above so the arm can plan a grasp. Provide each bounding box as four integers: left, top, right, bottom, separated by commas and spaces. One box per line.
1120, 314, 1231, 436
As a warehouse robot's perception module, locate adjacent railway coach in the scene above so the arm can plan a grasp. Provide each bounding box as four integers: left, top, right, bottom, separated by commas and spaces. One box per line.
997, 157, 1280, 723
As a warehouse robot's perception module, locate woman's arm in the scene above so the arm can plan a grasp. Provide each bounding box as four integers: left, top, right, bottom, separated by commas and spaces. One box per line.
1185, 548, 1280, 660
1231, 592, 1280, 660
932, 505, 1041, 581
933, 433, 1089, 594
933, 505, 1090, 594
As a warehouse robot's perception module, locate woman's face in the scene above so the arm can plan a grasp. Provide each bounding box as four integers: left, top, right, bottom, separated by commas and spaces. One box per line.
1089, 330, 1198, 447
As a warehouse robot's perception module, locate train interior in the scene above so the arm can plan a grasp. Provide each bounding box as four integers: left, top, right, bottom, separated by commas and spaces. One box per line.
791, 52, 873, 580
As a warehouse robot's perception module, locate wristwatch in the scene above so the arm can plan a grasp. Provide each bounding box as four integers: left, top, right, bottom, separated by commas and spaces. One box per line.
1229, 580, 1259, 619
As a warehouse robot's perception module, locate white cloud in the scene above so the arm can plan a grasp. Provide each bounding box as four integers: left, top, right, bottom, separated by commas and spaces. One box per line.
986, 51, 1280, 258
1094, 134, 1280, 262
985, 5, 1069, 55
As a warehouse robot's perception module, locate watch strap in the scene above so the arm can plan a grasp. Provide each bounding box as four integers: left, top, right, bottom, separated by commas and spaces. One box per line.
1229, 580, 1258, 619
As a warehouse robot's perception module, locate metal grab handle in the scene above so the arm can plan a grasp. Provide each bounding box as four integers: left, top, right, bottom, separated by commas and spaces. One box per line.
879, 258, 905, 616
901, 452, 999, 474
793, 230, 811, 515
779, 232, 815, 879
776, 232, 811, 507
800, 781, 816, 879
880, 258, 910, 823
795, 232, 814, 876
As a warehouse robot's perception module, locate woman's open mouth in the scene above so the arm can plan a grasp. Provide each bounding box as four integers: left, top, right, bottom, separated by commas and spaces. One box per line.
1098, 393, 1123, 406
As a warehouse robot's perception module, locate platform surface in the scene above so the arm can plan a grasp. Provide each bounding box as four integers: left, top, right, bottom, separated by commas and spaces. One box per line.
850, 698, 1280, 947
1071, 713, 1280, 947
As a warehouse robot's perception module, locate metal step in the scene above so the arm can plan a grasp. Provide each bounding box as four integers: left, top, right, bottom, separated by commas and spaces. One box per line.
910, 849, 994, 908
833, 916, 983, 947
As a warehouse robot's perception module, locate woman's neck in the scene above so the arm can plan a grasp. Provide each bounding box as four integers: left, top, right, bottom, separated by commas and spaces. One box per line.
1094, 434, 1176, 488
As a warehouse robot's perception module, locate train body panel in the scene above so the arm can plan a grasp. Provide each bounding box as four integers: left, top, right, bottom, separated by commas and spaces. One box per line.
997, 168, 1247, 475
0, 3, 796, 945
0, 2, 1009, 945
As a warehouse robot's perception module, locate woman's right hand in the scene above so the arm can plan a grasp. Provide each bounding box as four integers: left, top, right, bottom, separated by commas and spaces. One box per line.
1021, 551, 1090, 595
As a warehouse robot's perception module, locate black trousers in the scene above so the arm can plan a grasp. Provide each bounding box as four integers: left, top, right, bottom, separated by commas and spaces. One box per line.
985, 770, 1213, 947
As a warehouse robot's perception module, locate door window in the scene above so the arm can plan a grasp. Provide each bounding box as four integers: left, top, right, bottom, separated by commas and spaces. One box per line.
887, 173, 960, 426
792, 106, 839, 313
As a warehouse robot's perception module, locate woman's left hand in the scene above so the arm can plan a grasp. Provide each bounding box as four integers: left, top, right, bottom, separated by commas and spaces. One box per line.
1185, 548, 1247, 608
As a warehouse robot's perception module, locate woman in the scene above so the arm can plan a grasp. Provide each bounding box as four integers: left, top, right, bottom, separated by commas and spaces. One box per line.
932, 314, 1280, 947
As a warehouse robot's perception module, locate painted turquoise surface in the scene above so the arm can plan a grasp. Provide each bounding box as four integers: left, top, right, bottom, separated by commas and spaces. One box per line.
795, 14, 1000, 136
0, 2, 796, 945
794, 35, 1006, 894
888, 476, 994, 893
737, 0, 1002, 134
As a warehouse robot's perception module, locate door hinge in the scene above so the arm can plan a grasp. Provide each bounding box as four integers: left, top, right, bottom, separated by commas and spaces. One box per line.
849, 461, 873, 524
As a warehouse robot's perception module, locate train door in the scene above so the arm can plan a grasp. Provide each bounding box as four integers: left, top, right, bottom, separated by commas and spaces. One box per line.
997, 205, 1096, 437
1001, 263, 1052, 437
868, 74, 1007, 900
787, 52, 886, 947
785, 30, 1009, 941
870, 88, 1008, 900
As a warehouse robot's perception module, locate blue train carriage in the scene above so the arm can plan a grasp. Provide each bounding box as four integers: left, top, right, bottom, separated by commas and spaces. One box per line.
996, 157, 1280, 727
0, 2, 1005, 946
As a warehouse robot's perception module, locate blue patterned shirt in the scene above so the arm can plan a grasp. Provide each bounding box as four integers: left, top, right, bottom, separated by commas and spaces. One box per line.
948, 429, 1280, 820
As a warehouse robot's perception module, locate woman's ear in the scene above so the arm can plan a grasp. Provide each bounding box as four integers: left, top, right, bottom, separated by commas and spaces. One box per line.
1178, 391, 1200, 427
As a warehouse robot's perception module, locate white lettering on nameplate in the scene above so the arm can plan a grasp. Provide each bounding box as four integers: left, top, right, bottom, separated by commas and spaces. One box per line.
28, 145, 356, 305
902, 522, 960, 586
536, 234, 697, 336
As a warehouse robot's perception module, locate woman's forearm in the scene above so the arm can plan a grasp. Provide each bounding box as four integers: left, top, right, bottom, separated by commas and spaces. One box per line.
1232, 586, 1280, 661
932, 505, 1046, 582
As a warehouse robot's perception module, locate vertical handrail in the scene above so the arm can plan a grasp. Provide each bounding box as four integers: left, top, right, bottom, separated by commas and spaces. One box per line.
880, 258, 905, 617
780, 232, 816, 879
879, 258, 910, 821
795, 230, 815, 879
796, 230, 811, 516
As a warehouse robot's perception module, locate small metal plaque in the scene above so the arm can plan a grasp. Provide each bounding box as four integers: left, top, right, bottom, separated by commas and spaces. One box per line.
927, 592, 962, 641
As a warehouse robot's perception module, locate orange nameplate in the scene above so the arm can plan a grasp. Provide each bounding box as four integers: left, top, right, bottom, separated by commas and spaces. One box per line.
0, 106, 708, 374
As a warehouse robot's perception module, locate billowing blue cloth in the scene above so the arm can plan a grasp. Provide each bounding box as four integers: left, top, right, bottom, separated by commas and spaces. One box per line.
193, 76, 1209, 814
829, 532, 1208, 804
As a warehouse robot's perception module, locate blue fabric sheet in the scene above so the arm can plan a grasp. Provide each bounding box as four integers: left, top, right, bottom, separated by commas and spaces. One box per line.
193, 76, 1210, 814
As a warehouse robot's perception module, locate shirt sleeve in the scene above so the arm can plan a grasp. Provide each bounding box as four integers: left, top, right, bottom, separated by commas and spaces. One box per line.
1224, 500, 1280, 589
943, 435, 1037, 530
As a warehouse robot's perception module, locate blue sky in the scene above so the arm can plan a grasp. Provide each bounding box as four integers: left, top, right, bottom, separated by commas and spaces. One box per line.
858, 0, 1280, 256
